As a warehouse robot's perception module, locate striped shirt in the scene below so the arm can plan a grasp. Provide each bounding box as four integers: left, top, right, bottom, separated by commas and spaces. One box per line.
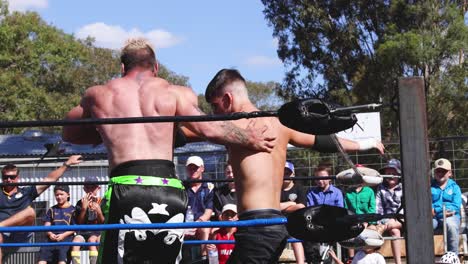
375, 183, 404, 215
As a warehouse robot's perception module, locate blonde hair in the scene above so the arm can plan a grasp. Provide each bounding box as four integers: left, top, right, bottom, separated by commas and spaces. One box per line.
122, 37, 155, 53
120, 37, 157, 73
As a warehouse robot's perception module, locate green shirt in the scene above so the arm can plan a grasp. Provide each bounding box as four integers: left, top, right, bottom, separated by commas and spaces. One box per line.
344, 186, 376, 214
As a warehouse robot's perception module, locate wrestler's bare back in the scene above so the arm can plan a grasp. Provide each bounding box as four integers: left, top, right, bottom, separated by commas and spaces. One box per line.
86, 76, 179, 169
227, 106, 290, 213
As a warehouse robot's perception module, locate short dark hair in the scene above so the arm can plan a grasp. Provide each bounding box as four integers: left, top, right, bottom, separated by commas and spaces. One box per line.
205, 69, 245, 102
314, 164, 332, 175
120, 39, 157, 73
2, 164, 19, 175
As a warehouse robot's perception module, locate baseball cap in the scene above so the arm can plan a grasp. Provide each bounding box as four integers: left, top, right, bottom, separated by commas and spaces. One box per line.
54, 185, 70, 194
434, 158, 451, 171
186, 156, 204, 167
379, 159, 401, 175
222, 204, 237, 214
285, 161, 295, 173
84, 175, 99, 186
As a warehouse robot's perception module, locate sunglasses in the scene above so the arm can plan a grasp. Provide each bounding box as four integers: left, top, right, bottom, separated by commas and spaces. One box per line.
2, 174, 18, 180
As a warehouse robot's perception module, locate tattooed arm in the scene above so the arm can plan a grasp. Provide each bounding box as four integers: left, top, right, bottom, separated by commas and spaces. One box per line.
173, 85, 275, 152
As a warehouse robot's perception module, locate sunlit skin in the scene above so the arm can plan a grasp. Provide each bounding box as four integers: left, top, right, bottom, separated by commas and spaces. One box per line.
186, 164, 204, 181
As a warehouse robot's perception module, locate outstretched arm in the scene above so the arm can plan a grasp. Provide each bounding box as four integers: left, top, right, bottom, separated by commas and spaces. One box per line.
287, 127, 384, 154
36, 155, 82, 195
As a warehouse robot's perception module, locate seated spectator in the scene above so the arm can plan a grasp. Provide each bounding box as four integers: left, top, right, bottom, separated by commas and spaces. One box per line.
306, 164, 344, 207
0, 155, 82, 263
431, 158, 461, 254
182, 156, 214, 263
38, 185, 75, 264
304, 164, 344, 263
206, 204, 238, 264
213, 164, 236, 218
280, 161, 306, 264
375, 159, 403, 264
71, 176, 105, 264
344, 164, 376, 262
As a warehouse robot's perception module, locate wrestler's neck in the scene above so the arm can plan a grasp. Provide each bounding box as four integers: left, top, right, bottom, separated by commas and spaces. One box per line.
122, 68, 156, 80
232, 100, 257, 113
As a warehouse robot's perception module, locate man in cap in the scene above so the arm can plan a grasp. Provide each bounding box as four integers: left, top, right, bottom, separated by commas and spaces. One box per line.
375, 159, 403, 264
431, 158, 461, 254
183, 156, 214, 262
0, 155, 82, 263
71, 176, 104, 264
280, 161, 306, 264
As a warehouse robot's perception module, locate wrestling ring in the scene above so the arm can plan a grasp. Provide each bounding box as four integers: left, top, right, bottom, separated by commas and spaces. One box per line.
0, 78, 436, 263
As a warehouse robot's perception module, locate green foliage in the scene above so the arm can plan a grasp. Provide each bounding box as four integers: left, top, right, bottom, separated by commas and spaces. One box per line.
262, 0, 467, 139
246, 80, 284, 110
0, 2, 190, 134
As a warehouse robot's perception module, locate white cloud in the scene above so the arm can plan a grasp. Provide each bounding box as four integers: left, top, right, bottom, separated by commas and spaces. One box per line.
7, 0, 48, 12
76, 22, 183, 50
244, 55, 282, 67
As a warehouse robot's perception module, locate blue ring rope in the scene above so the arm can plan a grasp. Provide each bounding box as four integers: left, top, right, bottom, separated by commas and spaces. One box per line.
0, 218, 287, 233
0, 239, 303, 248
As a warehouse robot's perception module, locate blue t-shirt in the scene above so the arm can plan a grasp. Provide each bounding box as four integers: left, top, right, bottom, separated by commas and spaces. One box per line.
185, 182, 214, 220
0, 186, 38, 221
44, 204, 75, 236
306, 184, 344, 207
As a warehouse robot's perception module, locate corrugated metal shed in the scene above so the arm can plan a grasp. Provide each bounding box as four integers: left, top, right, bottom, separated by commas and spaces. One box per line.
0, 130, 226, 158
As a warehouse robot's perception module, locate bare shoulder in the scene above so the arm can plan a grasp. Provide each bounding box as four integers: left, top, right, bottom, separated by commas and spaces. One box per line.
83, 84, 107, 99
168, 84, 197, 103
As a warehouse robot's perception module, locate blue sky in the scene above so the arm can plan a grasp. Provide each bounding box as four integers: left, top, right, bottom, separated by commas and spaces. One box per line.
8, 0, 286, 95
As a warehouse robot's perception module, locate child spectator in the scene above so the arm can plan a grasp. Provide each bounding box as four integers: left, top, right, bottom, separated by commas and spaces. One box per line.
38, 185, 75, 264
344, 164, 376, 262
207, 204, 238, 264
71, 176, 104, 264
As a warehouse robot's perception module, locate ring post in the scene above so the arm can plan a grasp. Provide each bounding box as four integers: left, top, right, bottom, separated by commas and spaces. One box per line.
398, 77, 434, 263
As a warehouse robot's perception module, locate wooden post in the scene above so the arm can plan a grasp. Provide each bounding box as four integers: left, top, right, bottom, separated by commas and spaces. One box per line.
398, 77, 434, 263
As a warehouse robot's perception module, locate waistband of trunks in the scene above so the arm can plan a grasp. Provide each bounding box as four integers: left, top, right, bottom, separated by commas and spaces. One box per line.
109, 175, 184, 189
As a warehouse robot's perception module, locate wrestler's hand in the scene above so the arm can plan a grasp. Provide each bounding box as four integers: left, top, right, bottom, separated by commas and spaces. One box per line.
375, 141, 385, 155
245, 120, 276, 153
357, 138, 385, 155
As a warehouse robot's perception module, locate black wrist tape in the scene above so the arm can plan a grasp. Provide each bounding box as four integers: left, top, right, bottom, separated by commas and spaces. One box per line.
312, 135, 339, 153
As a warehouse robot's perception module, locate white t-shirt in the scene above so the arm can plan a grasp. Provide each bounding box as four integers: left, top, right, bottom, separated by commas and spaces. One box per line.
352, 251, 386, 264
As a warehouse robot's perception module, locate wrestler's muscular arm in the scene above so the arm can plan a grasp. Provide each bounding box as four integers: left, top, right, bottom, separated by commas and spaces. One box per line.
173, 86, 275, 152
63, 86, 103, 145
286, 127, 385, 154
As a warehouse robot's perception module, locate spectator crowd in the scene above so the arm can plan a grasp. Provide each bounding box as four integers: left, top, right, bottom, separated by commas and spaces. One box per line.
0, 154, 463, 263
